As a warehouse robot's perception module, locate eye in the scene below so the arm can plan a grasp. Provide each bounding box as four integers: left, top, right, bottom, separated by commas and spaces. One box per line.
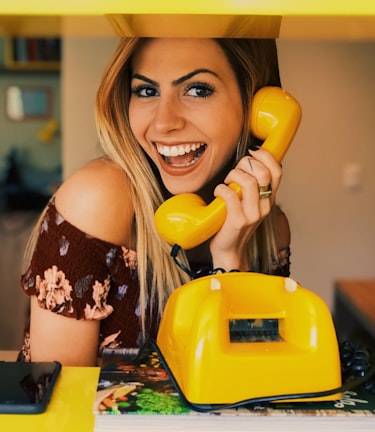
185, 83, 214, 98
131, 85, 159, 98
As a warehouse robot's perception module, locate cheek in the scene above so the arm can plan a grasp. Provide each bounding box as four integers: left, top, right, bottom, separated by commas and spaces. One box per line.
211, 111, 243, 152
212, 94, 243, 137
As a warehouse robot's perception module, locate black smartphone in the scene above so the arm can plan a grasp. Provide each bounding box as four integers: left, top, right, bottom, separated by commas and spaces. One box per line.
0, 361, 62, 414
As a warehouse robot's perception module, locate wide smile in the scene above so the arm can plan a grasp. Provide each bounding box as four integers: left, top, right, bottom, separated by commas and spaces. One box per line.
155, 142, 207, 167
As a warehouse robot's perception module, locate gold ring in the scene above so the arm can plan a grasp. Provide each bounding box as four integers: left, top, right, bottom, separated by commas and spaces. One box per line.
258, 184, 272, 199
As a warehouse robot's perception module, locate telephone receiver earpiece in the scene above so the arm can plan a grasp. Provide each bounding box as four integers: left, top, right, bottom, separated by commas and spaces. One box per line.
154, 86, 302, 250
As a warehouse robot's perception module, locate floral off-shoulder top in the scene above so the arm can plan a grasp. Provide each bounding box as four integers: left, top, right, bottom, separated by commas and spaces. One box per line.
20, 198, 159, 363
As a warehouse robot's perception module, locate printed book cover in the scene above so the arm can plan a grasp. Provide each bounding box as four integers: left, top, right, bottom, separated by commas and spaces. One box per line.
94, 341, 375, 418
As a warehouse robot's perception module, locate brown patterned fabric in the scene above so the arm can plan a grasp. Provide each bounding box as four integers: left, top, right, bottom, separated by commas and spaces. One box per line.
20, 199, 158, 362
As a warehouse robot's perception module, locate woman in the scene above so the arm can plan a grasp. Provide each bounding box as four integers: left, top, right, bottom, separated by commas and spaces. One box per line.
20, 38, 290, 366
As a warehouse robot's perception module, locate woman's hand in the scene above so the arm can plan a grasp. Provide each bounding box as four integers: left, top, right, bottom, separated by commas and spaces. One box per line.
209, 147, 282, 271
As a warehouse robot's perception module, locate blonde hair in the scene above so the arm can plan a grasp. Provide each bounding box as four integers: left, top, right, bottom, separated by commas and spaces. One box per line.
95, 38, 191, 333
25, 37, 283, 334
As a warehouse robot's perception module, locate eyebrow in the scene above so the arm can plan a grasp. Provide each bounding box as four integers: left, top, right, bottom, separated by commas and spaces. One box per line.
132, 68, 219, 87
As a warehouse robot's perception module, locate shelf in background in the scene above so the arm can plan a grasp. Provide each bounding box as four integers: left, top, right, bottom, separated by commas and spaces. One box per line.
3, 37, 60, 72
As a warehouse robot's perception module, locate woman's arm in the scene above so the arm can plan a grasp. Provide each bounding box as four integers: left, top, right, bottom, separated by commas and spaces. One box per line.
29, 297, 100, 366
28, 158, 134, 366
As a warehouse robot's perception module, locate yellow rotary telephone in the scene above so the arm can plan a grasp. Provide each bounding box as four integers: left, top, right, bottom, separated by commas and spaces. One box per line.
154, 86, 302, 250
156, 273, 342, 405
153, 87, 342, 407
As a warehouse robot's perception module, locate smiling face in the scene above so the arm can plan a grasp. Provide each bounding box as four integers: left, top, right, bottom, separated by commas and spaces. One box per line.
129, 38, 244, 195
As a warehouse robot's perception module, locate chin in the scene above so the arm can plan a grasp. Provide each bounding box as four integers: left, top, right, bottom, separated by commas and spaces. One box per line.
165, 186, 197, 196
163, 181, 202, 197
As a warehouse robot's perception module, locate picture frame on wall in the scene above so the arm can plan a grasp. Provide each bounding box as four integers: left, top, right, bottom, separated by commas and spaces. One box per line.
5, 85, 52, 121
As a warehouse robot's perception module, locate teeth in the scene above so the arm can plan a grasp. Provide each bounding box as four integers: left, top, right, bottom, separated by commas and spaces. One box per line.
156, 143, 204, 157
170, 147, 178, 157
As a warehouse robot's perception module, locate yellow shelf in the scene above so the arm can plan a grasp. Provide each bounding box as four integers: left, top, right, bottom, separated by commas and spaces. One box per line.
0, 0, 374, 16
0, 1, 374, 39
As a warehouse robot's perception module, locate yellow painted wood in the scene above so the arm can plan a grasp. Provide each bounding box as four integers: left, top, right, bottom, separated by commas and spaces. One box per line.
108, 14, 281, 38
1, 3, 375, 42
0, 367, 99, 432
0, 0, 375, 16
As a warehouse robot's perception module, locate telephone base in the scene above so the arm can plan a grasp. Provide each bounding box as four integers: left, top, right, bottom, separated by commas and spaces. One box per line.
157, 273, 342, 405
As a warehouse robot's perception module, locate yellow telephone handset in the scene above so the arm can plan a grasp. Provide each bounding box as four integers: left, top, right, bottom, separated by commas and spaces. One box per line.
154, 86, 302, 249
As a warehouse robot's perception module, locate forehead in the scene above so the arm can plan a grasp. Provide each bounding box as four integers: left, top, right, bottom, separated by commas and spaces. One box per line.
131, 38, 234, 78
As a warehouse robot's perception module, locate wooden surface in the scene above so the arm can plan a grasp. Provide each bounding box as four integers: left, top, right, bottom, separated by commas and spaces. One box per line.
334, 280, 375, 341
0, 350, 18, 361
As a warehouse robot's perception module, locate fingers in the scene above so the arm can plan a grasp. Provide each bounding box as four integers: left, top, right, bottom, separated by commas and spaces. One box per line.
248, 146, 283, 188
224, 147, 282, 205
209, 147, 283, 270
212, 147, 282, 235
258, 184, 273, 200
237, 157, 269, 186
223, 166, 272, 224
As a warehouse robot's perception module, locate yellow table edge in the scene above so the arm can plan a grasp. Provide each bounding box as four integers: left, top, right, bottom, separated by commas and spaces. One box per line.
0, 366, 100, 432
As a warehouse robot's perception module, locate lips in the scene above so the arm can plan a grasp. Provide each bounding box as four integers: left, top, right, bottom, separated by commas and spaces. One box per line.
155, 142, 207, 167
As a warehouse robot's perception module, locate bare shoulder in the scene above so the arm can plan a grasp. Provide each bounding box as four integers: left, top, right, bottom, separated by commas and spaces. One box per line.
54, 158, 134, 245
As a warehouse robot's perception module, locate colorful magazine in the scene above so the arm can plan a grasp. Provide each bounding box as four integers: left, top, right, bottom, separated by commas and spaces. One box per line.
94, 341, 375, 417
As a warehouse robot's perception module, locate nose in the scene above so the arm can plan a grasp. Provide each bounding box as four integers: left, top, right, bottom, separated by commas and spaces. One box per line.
151, 96, 185, 134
